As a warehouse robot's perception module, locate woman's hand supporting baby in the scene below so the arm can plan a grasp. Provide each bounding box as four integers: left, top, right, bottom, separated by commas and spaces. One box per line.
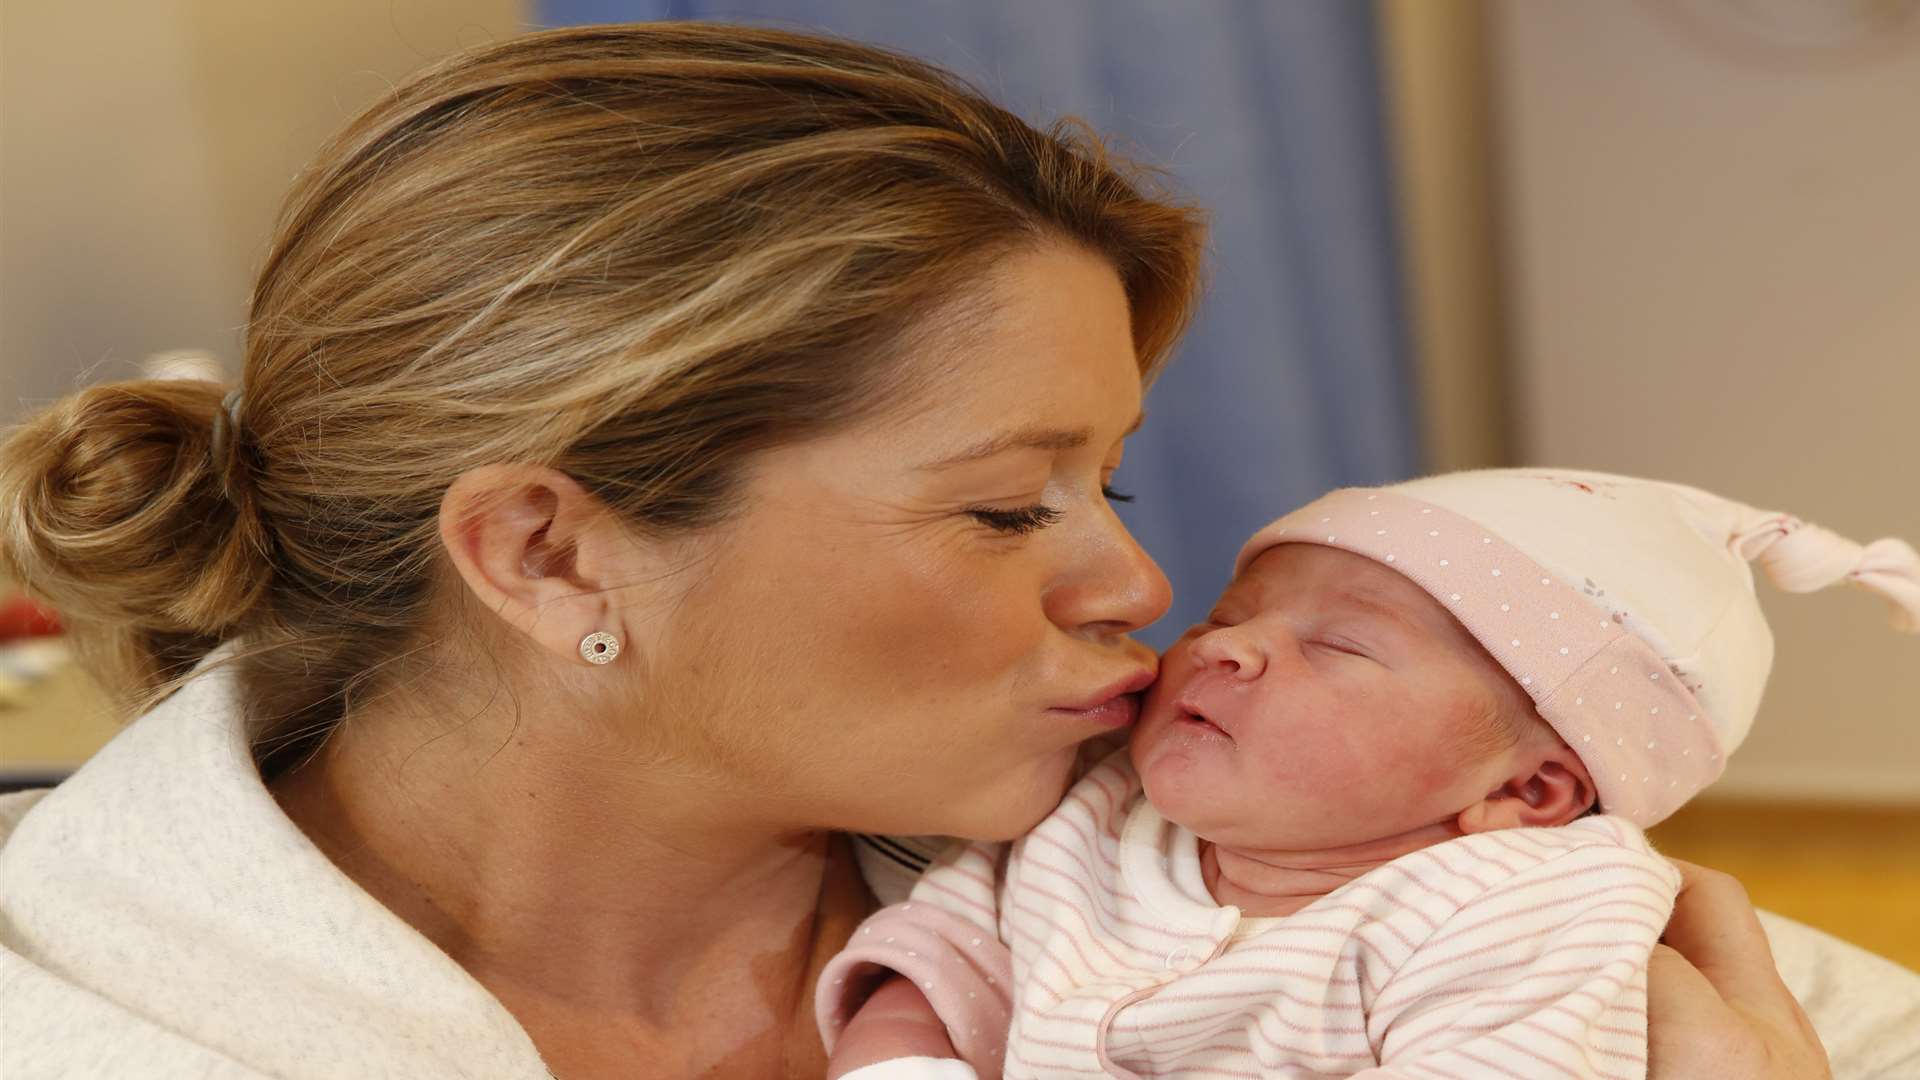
827, 976, 958, 1079
1647, 860, 1832, 1080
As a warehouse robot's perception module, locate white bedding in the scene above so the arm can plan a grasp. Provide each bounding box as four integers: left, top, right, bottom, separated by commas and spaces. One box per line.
1758, 911, 1920, 1079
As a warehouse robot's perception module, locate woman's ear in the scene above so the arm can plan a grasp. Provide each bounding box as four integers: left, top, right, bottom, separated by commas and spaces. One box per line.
438, 464, 637, 665
1457, 748, 1597, 834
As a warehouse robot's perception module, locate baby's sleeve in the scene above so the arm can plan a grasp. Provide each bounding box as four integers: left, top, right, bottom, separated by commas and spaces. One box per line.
816, 841, 1015, 1076
1360, 832, 1682, 1079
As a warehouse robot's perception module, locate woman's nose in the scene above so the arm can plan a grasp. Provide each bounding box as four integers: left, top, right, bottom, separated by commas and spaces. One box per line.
1190, 626, 1267, 680
1048, 509, 1173, 640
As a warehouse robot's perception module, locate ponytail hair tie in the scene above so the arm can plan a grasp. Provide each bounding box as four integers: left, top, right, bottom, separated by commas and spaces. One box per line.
208, 389, 246, 501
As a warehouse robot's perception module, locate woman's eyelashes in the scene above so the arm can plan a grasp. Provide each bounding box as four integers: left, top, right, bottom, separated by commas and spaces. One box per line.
967, 504, 1064, 535
966, 484, 1135, 535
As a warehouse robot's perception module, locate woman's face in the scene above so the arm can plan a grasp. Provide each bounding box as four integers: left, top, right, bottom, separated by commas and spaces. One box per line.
627, 245, 1170, 840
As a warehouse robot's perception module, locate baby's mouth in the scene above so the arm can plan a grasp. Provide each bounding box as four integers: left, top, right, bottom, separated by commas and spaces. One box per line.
1173, 704, 1231, 740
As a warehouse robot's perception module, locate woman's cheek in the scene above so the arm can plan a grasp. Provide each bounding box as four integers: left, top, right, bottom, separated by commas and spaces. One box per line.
990, 747, 1084, 837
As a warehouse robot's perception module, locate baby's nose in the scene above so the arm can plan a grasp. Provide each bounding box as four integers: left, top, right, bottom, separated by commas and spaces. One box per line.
1191, 627, 1266, 679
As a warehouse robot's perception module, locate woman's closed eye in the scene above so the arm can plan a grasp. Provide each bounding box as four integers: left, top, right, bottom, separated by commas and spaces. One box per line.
967, 503, 1063, 535
966, 484, 1134, 535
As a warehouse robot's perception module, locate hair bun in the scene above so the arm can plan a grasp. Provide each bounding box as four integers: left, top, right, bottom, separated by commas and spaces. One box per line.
0, 379, 272, 696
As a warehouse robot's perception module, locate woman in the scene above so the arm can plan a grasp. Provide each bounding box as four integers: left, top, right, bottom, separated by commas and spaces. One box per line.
0, 23, 1829, 1079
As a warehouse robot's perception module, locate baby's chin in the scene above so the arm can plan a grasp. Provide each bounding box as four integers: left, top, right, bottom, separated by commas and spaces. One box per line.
1133, 737, 1239, 837
1133, 732, 1328, 851
1138, 771, 1343, 854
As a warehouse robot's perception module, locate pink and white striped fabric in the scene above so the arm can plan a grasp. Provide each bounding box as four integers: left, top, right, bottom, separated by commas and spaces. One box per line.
818, 751, 1680, 1079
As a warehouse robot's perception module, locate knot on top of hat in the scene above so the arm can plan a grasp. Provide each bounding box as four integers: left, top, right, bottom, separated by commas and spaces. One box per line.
1733, 515, 1920, 633
1855, 537, 1920, 633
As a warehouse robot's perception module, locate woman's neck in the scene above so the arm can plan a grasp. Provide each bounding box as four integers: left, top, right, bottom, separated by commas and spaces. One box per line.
1200, 820, 1463, 918
269, 692, 868, 1077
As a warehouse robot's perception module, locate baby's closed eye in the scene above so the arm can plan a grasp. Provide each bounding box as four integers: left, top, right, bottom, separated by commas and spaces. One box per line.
1309, 636, 1381, 663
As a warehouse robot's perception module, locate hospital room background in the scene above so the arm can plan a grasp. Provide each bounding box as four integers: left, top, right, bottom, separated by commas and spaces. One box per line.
2, 1, 1915, 968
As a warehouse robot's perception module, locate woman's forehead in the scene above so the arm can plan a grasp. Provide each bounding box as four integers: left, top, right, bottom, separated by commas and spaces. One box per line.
867, 248, 1144, 456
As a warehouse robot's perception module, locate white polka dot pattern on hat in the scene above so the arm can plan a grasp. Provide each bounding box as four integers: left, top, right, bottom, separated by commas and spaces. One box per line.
1237, 489, 1725, 827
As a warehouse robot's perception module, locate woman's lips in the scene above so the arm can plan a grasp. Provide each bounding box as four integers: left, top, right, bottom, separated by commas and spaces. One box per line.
1050, 670, 1156, 728
1052, 694, 1143, 729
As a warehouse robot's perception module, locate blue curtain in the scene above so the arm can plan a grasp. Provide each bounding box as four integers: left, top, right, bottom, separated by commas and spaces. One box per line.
538, 0, 1420, 646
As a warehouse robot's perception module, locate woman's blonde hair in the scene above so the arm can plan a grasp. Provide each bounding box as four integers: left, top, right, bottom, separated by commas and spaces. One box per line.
0, 22, 1205, 772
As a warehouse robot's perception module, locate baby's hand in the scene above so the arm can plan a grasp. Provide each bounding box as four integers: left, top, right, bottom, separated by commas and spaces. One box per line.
826, 974, 959, 1079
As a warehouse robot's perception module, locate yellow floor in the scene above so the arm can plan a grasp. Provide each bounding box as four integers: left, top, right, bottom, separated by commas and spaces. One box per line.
1648, 799, 1920, 972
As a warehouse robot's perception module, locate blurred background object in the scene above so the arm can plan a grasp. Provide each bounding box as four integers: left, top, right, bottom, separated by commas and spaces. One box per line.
0, 596, 66, 713
140, 349, 228, 384
2, 1, 1915, 963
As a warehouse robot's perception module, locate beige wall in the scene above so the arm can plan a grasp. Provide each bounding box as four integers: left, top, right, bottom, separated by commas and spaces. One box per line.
2, 0, 527, 413
1489, 2, 1920, 801
1375, 0, 1512, 473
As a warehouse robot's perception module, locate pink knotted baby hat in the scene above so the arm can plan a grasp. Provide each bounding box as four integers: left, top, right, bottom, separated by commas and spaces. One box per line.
1234, 469, 1920, 826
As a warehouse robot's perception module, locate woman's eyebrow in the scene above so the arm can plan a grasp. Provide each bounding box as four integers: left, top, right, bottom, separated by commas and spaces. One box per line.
916, 413, 1145, 471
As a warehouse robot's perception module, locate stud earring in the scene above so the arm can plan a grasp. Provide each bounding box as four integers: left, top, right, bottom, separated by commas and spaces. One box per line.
579, 631, 621, 665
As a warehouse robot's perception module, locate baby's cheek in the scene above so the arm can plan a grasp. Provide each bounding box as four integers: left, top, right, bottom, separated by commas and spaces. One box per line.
1254, 715, 1369, 788
1403, 752, 1473, 803
1276, 712, 1456, 805
1384, 702, 1477, 784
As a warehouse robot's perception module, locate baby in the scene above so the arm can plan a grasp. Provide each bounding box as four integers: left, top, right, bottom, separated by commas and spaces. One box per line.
816, 469, 1919, 1079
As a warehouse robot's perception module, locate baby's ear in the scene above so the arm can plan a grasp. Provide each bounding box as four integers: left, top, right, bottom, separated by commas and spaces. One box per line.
1457, 748, 1596, 834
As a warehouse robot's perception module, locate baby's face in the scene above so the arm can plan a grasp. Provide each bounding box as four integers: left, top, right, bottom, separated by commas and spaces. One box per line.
1131, 544, 1538, 851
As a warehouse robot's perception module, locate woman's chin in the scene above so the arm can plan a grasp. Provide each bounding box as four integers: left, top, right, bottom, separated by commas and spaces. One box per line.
961, 746, 1082, 840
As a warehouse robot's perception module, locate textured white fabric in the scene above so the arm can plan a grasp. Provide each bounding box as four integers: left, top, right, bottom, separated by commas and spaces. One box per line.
0, 657, 552, 1079
1756, 911, 1920, 1079
839, 1057, 981, 1080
